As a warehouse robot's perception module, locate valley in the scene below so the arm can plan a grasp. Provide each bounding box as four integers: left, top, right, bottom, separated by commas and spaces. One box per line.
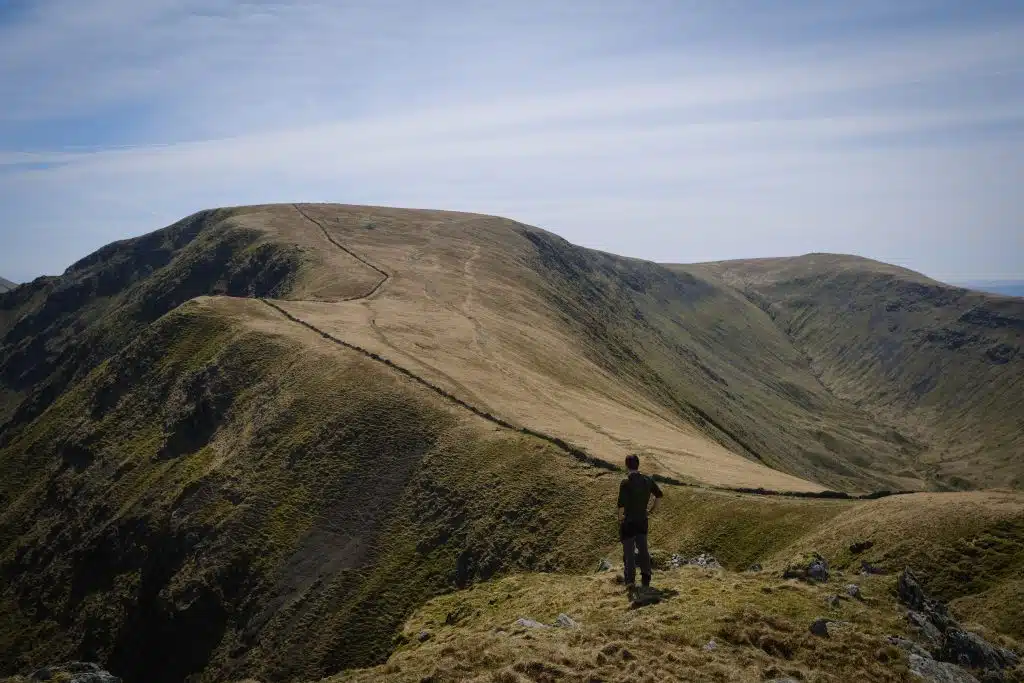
0, 204, 1021, 682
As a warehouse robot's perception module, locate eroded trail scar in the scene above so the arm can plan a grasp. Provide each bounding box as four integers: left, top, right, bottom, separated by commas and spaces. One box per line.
292, 203, 390, 299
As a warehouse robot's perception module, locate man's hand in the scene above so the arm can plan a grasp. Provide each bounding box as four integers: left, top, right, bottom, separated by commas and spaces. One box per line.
617, 507, 625, 524
648, 497, 660, 516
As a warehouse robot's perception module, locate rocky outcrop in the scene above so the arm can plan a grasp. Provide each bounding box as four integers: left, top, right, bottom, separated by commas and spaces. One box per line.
783, 552, 829, 582
28, 662, 120, 682
895, 569, 1020, 680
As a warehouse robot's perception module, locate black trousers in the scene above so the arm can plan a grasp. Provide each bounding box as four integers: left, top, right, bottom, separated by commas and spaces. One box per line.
620, 519, 652, 586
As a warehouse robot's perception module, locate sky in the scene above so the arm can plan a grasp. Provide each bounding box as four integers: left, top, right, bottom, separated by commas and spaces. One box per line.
1, 0, 1022, 283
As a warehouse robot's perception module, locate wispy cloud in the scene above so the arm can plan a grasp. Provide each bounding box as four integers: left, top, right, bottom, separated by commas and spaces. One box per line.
1, 0, 1022, 282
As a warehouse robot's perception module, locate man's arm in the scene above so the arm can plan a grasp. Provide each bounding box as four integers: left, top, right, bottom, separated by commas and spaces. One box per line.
648, 478, 664, 515
617, 480, 627, 523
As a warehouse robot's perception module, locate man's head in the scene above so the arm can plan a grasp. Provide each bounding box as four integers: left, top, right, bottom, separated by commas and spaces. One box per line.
625, 454, 640, 471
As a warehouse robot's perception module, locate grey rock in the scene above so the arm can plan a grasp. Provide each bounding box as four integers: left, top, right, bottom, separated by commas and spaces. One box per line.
808, 557, 830, 581
908, 610, 946, 650
597, 558, 613, 572
899, 568, 930, 611
671, 552, 722, 571
849, 540, 875, 554
888, 635, 935, 659
825, 594, 842, 609
810, 617, 831, 637
417, 630, 431, 642
747, 563, 763, 572
941, 628, 1020, 671
30, 663, 120, 683
554, 613, 579, 629
846, 583, 862, 599
908, 654, 979, 683
783, 552, 830, 582
703, 639, 717, 651
514, 618, 550, 629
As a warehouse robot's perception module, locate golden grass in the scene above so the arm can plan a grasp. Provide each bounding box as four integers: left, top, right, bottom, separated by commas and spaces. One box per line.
329, 568, 914, 683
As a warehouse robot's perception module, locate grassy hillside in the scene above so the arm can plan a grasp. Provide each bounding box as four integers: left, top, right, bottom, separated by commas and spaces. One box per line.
687, 254, 1024, 490
2, 204, 1023, 682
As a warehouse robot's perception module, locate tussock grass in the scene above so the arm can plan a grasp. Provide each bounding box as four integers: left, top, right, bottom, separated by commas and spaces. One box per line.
331, 569, 915, 683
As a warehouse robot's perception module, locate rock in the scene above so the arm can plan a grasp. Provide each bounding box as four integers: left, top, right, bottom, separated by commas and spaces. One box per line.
554, 613, 579, 629
941, 628, 1020, 671
747, 563, 763, 572
908, 610, 946, 651
825, 594, 842, 609
703, 639, 717, 652
783, 552, 830, 582
30, 663, 120, 683
810, 618, 831, 637
908, 653, 980, 683
514, 618, 550, 629
899, 568, 930, 611
629, 588, 662, 609
860, 559, 886, 575
846, 583, 862, 599
888, 635, 935, 659
417, 630, 431, 642
671, 552, 722, 570
849, 540, 875, 554
597, 558, 613, 572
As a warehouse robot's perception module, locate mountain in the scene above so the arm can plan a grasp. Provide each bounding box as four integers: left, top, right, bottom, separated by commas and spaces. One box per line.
682, 254, 1024, 490
958, 280, 1024, 298
0, 278, 15, 293
1, 205, 1022, 682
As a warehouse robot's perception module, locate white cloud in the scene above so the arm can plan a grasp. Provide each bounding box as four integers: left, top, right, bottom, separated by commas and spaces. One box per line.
0, 0, 1022, 282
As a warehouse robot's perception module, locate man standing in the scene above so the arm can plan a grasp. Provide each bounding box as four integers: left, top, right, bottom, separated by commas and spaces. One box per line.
617, 454, 663, 589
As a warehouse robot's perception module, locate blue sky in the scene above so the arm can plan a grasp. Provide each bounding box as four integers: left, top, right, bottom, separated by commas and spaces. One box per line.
1, 0, 1022, 283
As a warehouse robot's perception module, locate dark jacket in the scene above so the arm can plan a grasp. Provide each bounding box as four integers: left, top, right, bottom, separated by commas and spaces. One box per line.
618, 471, 663, 538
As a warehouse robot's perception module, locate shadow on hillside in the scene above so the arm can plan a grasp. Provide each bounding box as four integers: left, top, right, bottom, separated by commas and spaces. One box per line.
628, 586, 679, 610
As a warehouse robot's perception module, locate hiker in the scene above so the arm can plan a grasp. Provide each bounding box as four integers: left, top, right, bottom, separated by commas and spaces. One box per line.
617, 454, 663, 589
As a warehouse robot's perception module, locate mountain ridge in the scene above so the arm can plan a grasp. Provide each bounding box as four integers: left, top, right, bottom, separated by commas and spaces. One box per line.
1, 203, 1022, 682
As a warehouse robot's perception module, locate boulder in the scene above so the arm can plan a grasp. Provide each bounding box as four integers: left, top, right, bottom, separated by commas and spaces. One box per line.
846, 583, 862, 599
514, 618, 550, 629
940, 629, 1020, 671
554, 613, 579, 629
809, 618, 831, 637
703, 639, 717, 652
908, 610, 945, 651
908, 654, 980, 683
783, 552, 830, 582
671, 552, 722, 571
888, 635, 935, 659
30, 663, 121, 683
597, 558, 613, 572
849, 540, 875, 554
825, 594, 842, 609
899, 568, 930, 611
747, 563, 763, 572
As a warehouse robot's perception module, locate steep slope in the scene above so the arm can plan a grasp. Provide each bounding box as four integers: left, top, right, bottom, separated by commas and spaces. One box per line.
0, 278, 14, 294
686, 254, 1024, 490
272, 205, 942, 491
2, 205, 1024, 682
